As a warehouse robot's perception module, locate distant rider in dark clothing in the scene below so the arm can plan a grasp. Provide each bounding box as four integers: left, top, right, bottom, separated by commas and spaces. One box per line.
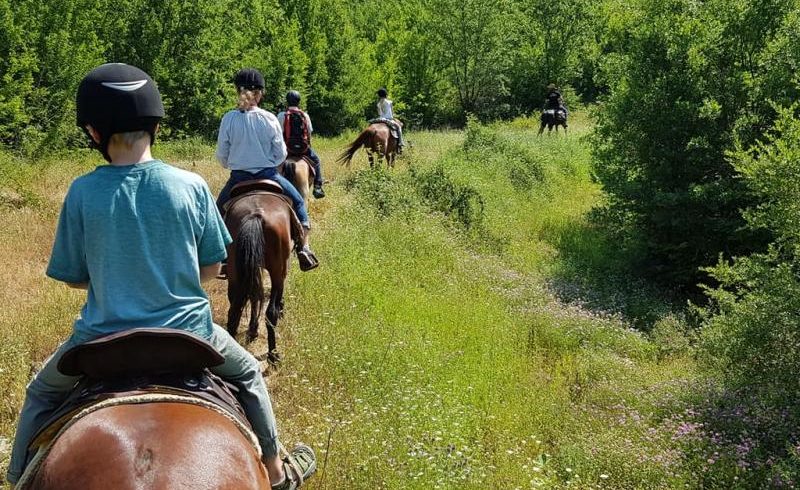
544, 84, 568, 118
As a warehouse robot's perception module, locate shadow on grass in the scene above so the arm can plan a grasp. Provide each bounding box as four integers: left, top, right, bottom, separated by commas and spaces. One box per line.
545, 217, 680, 330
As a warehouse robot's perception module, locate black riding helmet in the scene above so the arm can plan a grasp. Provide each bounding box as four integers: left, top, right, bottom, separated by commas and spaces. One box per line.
376, 88, 388, 98
286, 90, 301, 106
234, 68, 265, 91
76, 63, 164, 162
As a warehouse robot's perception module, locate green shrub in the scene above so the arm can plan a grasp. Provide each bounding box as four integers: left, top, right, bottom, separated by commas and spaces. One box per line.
591, 0, 797, 290
700, 108, 800, 392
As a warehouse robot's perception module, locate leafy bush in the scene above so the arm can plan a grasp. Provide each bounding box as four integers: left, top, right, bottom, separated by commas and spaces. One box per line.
700, 109, 800, 392
411, 164, 485, 230
591, 0, 796, 290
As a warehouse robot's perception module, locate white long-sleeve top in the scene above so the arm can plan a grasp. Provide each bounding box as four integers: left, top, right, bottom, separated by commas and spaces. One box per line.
377, 98, 394, 119
215, 107, 287, 172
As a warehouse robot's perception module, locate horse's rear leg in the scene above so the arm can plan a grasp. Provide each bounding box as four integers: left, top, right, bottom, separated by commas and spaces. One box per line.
245, 297, 263, 343
226, 285, 246, 338
265, 281, 285, 365
538, 123, 545, 136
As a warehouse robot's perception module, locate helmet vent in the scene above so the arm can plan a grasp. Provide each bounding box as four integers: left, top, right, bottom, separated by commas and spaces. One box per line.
101, 80, 148, 92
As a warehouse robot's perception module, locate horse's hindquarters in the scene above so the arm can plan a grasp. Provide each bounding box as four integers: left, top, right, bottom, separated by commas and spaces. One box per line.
31, 403, 268, 490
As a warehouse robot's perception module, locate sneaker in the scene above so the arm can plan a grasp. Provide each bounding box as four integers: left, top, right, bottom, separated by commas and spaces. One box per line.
296, 246, 319, 271
312, 185, 325, 199
271, 444, 317, 490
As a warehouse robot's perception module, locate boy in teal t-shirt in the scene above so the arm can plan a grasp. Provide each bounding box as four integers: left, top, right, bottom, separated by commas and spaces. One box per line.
6, 64, 315, 489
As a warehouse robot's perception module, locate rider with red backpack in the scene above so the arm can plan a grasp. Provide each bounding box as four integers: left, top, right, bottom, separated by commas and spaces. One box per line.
277, 91, 325, 199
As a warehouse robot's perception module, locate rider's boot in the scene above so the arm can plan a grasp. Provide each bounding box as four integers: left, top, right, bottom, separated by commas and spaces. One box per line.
312, 184, 325, 199
296, 226, 319, 271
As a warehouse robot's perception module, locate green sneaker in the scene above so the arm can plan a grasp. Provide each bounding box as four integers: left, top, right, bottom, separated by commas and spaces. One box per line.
271, 444, 317, 490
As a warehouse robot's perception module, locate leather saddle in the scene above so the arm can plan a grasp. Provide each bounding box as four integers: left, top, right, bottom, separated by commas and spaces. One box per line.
224, 179, 292, 214
282, 156, 316, 181
31, 328, 249, 450
230, 179, 283, 199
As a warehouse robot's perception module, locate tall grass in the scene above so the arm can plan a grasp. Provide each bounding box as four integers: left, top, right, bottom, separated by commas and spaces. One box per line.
0, 118, 708, 488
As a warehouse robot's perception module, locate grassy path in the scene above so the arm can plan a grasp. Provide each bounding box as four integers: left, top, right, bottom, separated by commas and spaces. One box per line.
0, 117, 699, 488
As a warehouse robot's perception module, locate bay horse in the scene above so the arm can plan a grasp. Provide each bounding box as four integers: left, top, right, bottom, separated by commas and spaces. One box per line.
225, 191, 296, 363
280, 156, 313, 206
539, 109, 568, 135
337, 121, 401, 168
26, 403, 269, 489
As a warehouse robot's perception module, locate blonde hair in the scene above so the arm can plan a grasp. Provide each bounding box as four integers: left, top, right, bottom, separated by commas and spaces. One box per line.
109, 130, 151, 147
237, 88, 262, 111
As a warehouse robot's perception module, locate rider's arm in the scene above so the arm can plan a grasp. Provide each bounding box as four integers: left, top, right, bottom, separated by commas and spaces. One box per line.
305, 113, 313, 134
265, 114, 288, 166
47, 183, 90, 287
215, 113, 232, 168
197, 184, 232, 279
199, 263, 221, 283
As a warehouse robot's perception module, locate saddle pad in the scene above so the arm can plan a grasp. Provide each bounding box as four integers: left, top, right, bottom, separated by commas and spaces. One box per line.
16, 393, 262, 489
368, 118, 400, 139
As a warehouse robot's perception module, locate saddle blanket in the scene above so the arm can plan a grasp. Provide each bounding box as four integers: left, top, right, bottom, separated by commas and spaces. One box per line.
368, 117, 401, 139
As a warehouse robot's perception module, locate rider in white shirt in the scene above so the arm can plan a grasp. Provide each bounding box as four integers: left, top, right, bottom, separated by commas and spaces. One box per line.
376, 88, 404, 152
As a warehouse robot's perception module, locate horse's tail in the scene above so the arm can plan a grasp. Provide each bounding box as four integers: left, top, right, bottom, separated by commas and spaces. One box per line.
235, 214, 265, 310
337, 128, 375, 165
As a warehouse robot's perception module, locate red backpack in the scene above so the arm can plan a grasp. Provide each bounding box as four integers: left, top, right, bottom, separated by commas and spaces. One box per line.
283, 107, 310, 156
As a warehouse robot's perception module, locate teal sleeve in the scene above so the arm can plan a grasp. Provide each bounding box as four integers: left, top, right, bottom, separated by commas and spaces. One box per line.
198, 184, 232, 266
46, 185, 89, 283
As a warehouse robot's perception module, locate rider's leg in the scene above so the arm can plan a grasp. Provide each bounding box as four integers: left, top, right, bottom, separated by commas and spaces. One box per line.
207, 325, 280, 474
304, 148, 325, 199
206, 325, 317, 488
216, 170, 253, 216
257, 169, 319, 270
7, 338, 81, 484
396, 125, 405, 150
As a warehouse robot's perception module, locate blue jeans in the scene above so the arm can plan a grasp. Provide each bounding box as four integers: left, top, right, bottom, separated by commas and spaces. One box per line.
7, 325, 280, 484
304, 148, 323, 186
217, 168, 310, 227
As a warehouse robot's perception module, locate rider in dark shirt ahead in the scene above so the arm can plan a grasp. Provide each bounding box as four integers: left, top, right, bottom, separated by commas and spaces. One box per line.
544, 83, 569, 117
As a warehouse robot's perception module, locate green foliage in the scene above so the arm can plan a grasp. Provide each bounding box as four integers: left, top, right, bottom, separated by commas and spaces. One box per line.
591, 0, 798, 289
0, 0, 625, 149
411, 164, 486, 230
701, 109, 800, 391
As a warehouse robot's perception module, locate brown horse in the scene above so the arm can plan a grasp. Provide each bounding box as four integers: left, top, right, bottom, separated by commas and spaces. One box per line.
225, 192, 296, 362
26, 403, 268, 489
538, 109, 568, 135
337, 122, 401, 168
280, 156, 313, 206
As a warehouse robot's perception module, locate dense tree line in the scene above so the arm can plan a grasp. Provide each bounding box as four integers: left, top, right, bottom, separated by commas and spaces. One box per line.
0, 0, 611, 153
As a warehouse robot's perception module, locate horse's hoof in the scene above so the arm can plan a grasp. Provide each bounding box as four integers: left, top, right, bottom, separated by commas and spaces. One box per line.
267, 350, 282, 365
245, 332, 259, 344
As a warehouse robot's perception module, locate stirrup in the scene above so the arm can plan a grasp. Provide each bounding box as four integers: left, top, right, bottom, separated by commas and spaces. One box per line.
296, 249, 319, 272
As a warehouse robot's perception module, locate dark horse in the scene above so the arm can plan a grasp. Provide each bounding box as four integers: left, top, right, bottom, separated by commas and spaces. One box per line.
539, 109, 568, 135
26, 403, 269, 489
337, 121, 401, 168
225, 191, 296, 362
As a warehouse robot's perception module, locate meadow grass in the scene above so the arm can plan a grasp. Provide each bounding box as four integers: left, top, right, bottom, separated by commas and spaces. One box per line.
0, 117, 705, 488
